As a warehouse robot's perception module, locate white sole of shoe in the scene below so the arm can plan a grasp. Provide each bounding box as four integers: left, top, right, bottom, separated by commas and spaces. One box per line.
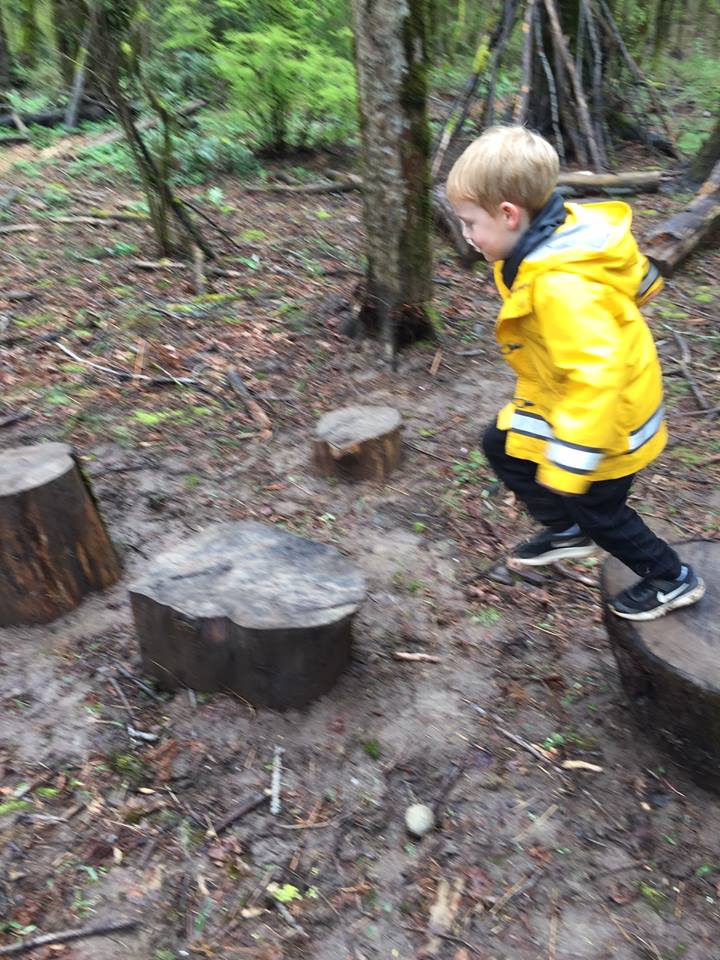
507, 543, 599, 568
610, 578, 706, 621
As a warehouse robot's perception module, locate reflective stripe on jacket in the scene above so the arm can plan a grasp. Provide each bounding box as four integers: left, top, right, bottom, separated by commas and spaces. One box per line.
493, 200, 666, 495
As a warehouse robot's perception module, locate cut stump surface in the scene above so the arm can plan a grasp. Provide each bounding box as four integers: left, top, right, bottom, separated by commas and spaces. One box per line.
601, 540, 720, 791
130, 521, 367, 710
313, 405, 402, 481
0, 443, 120, 626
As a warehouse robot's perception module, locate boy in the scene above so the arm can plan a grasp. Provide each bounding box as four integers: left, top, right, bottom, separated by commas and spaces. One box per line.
447, 125, 704, 621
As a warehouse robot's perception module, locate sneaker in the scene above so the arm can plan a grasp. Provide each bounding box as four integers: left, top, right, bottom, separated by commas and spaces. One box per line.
609, 565, 705, 621
507, 528, 598, 567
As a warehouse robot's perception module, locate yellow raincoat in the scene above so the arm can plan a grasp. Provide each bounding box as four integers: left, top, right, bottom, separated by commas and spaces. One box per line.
494, 200, 666, 495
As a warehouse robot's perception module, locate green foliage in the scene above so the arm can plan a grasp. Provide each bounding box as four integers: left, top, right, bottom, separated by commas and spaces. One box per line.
147, 112, 261, 182
0, 799, 33, 817
68, 141, 137, 183
68, 111, 261, 185
363, 738, 381, 760
271, 883, 302, 903
216, 25, 356, 151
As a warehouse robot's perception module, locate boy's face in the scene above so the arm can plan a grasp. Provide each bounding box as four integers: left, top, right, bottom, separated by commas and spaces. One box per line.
452, 199, 529, 264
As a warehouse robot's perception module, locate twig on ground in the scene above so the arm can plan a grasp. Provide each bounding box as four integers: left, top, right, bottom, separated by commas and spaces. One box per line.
548, 888, 560, 960
514, 803, 559, 842
391, 651, 441, 663
227, 367, 272, 435
671, 330, 711, 411
115, 666, 164, 703
402, 440, 454, 464
0, 920, 138, 957
489, 868, 545, 916
54, 341, 196, 386
270, 746, 284, 816
468, 702, 555, 767
108, 675, 137, 724
211, 791, 269, 836
182, 198, 242, 250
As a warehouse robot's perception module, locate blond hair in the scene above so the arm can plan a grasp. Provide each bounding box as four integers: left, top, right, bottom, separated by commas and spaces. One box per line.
447, 126, 559, 214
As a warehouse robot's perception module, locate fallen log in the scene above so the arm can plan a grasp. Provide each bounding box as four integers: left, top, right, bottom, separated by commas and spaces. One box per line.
0, 101, 109, 130
557, 170, 662, 191
643, 158, 720, 274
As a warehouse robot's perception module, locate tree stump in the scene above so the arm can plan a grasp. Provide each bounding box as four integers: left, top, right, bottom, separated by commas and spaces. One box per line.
601, 541, 719, 791
0, 443, 121, 626
313, 405, 402, 481
129, 522, 367, 710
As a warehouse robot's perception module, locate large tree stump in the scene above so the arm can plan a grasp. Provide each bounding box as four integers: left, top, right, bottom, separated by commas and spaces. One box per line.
130, 522, 367, 710
601, 541, 719, 791
313, 405, 402, 482
0, 443, 121, 626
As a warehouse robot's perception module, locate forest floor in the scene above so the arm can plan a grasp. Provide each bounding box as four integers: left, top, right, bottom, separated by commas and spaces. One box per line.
1, 132, 719, 960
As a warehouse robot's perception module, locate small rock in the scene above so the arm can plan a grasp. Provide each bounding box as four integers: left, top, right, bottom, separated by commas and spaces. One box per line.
405, 803, 435, 838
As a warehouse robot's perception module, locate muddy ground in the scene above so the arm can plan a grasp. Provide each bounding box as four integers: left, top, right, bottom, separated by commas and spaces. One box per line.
1, 136, 720, 960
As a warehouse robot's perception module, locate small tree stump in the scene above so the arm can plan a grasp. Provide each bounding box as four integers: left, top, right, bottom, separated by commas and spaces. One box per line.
313, 405, 402, 481
0, 443, 121, 626
130, 522, 367, 710
601, 541, 719, 791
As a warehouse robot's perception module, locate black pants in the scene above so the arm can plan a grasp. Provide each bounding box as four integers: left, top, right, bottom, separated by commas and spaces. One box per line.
482, 424, 681, 581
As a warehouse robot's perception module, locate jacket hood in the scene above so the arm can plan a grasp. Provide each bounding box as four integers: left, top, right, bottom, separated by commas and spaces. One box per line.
496, 200, 647, 301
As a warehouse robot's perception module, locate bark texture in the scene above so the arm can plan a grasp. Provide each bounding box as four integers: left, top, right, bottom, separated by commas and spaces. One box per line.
130, 522, 367, 710
643, 158, 720, 274
602, 540, 720, 792
350, 0, 435, 360
0, 443, 121, 626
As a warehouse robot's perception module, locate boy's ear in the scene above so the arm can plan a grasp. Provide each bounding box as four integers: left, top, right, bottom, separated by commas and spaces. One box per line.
499, 201, 524, 230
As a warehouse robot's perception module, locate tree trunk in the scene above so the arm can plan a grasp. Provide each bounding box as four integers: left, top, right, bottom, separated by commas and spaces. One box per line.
688, 111, 720, 187
64, 8, 98, 129
52, 0, 86, 87
0, 443, 121, 626
18, 0, 40, 70
0, 4, 14, 88
93, 4, 212, 260
350, 0, 435, 364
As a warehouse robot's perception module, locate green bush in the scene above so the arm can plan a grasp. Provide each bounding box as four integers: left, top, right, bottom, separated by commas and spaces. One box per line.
68, 112, 261, 185
146, 113, 261, 183
68, 141, 137, 183
215, 25, 357, 152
